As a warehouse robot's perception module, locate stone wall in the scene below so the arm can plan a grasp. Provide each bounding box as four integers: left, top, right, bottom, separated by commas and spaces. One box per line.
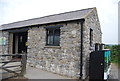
0, 30, 9, 61
2, 31, 9, 55
0, 31, 9, 55
0, 31, 2, 54
82, 8, 102, 79
27, 22, 81, 78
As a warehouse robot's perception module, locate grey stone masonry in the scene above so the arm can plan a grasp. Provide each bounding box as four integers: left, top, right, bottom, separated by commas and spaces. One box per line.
0, 31, 2, 55
27, 22, 81, 78
82, 8, 102, 78
0, 31, 9, 55
0, 31, 9, 61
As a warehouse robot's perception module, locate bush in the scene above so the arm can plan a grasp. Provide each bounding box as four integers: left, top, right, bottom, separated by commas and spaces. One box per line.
105, 45, 120, 67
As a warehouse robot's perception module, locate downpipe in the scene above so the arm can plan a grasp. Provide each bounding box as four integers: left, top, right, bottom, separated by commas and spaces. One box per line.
79, 19, 85, 79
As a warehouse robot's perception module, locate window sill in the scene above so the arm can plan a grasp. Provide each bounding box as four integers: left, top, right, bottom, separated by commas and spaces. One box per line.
44, 46, 61, 48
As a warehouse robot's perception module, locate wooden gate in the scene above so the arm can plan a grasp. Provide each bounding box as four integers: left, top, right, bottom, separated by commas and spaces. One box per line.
0, 54, 27, 80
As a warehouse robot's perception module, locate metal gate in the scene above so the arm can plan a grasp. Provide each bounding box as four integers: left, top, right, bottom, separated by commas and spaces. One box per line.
0, 54, 27, 80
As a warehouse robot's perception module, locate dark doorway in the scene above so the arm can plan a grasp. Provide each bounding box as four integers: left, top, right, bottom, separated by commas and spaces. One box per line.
13, 32, 28, 58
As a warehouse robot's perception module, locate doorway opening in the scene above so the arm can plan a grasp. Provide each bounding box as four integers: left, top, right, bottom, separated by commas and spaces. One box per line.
12, 32, 28, 59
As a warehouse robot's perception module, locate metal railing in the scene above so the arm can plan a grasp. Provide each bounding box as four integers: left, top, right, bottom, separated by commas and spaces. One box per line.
0, 53, 27, 80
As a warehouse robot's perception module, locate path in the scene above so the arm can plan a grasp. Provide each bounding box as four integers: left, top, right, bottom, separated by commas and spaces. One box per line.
109, 63, 119, 81
24, 66, 72, 79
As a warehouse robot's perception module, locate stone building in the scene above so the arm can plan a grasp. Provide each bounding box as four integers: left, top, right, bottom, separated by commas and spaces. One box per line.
0, 7, 102, 79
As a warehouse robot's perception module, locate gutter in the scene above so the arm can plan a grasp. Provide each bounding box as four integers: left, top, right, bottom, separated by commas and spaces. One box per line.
79, 19, 85, 79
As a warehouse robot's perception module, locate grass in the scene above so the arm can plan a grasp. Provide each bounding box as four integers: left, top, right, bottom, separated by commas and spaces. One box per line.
111, 58, 120, 68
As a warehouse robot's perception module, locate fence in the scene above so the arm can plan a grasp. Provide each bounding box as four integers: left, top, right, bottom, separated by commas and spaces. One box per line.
0, 54, 27, 80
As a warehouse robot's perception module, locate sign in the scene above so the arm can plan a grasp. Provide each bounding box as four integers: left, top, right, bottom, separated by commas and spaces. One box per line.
0, 37, 7, 45
26, 42, 28, 46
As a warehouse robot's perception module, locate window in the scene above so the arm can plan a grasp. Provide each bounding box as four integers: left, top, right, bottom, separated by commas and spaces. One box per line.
46, 28, 60, 46
90, 28, 93, 46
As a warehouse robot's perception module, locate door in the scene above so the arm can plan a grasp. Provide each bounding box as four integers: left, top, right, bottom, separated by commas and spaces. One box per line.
89, 51, 104, 80
18, 32, 27, 53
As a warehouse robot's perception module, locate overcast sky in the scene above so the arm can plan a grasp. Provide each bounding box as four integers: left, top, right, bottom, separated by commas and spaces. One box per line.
0, 0, 119, 44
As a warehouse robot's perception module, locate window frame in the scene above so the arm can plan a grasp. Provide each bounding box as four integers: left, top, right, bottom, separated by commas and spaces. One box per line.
90, 28, 93, 46
45, 25, 61, 46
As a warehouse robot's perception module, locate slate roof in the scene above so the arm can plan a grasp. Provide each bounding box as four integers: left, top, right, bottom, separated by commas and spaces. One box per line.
0, 7, 95, 30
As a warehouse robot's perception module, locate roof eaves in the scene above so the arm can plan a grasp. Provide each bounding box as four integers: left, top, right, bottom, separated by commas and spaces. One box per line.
1, 7, 95, 30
